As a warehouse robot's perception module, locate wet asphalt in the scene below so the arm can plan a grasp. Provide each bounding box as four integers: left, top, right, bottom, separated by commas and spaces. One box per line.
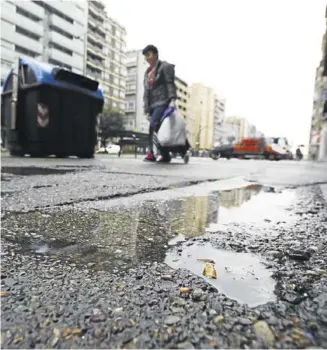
1, 155, 327, 349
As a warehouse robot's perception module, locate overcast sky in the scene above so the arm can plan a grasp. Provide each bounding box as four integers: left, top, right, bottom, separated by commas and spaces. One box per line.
106, 0, 326, 147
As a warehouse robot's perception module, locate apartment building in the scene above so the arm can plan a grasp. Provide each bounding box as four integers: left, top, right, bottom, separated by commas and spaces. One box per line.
175, 76, 188, 119
0, 0, 87, 83
187, 83, 216, 149
124, 50, 148, 131
213, 97, 226, 145
224, 116, 250, 142
308, 6, 327, 160
86, 0, 126, 111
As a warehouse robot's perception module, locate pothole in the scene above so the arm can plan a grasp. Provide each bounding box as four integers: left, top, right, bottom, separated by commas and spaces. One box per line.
1, 184, 296, 302
1, 166, 77, 176
165, 242, 276, 307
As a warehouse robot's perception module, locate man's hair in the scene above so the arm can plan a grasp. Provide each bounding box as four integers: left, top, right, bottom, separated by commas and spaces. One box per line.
142, 45, 159, 56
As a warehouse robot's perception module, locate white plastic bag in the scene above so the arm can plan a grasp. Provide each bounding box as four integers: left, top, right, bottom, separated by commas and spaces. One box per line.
157, 109, 186, 147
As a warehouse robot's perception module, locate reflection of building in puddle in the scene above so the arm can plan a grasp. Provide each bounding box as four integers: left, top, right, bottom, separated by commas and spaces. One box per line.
170, 195, 218, 238
219, 185, 262, 209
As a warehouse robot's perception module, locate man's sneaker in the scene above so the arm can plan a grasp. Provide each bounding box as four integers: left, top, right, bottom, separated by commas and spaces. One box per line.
156, 155, 171, 163
143, 153, 156, 162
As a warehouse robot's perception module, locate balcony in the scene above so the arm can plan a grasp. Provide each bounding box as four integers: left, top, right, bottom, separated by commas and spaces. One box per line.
17, 1, 45, 19
91, 0, 106, 11
87, 57, 104, 70
50, 31, 83, 56
87, 44, 105, 59
13, 32, 42, 55
50, 14, 74, 35
48, 1, 84, 24
88, 6, 105, 22
5, 10, 43, 37
126, 88, 136, 95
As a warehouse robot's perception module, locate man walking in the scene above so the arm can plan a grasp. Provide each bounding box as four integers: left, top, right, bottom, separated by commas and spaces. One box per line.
142, 45, 177, 162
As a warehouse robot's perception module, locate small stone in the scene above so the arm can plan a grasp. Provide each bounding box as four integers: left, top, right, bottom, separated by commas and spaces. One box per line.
192, 288, 203, 301
112, 307, 123, 316
208, 309, 217, 317
288, 250, 311, 261
238, 318, 252, 326
267, 316, 278, 326
164, 316, 181, 325
87, 263, 96, 268
213, 315, 224, 325
162, 275, 173, 281
253, 320, 275, 348
4, 278, 15, 287
177, 341, 194, 349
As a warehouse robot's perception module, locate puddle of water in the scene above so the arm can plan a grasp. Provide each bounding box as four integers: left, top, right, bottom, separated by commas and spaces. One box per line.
1, 166, 76, 176
165, 242, 276, 307
2, 184, 294, 303
207, 185, 296, 233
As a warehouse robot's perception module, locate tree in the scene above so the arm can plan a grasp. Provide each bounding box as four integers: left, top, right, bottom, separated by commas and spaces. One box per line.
98, 106, 124, 147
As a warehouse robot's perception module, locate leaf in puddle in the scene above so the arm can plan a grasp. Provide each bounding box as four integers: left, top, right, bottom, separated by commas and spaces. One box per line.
198, 258, 215, 264
203, 263, 217, 279
0, 291, 9, 297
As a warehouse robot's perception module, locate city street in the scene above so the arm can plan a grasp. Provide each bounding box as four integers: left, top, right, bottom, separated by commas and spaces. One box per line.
1, 155, 327, 349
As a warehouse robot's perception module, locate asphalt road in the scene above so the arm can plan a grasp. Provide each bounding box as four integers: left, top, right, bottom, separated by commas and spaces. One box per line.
1, 155, 327, 349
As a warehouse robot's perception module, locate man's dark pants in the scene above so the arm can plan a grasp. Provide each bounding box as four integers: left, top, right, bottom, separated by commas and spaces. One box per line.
148, 105, 170, 159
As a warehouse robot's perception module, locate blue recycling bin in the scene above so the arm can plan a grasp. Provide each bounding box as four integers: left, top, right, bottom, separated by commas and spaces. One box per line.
1, 57, 104, 158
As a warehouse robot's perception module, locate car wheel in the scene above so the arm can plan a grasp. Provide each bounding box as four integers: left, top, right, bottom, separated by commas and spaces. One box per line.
212, 152, 220, 160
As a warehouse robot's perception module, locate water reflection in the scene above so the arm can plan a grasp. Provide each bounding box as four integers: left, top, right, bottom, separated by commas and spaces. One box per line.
2, 185, 268, 271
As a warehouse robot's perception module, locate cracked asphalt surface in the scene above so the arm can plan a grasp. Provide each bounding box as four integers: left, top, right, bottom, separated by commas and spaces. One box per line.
1, 155, 327, 349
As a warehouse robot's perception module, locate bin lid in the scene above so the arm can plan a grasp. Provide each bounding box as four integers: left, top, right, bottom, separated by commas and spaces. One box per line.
1, 57, 104, 101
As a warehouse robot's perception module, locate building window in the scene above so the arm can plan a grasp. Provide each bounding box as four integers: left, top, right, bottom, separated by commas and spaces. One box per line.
16, 6, 41, 22
15, 26, 41, 41
50, 42, 73, 56
15, 45, 38, 58
50, 25, 73, 40
113, 89, 119, 96
126, 83, 136, 93
113, 77, 119, 85
125, 100, 135, 112
112, 102, 118, 108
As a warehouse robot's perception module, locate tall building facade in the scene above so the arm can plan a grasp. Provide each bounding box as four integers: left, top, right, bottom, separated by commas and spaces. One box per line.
1, 0, 87, 83
309, 6, 327, 160
124, 50, 148, 131
187, 83, 217, 149
213, 97, 226, 145
175, 76, 188, 119
86, 0, 126, 111
224, 116, 249, 142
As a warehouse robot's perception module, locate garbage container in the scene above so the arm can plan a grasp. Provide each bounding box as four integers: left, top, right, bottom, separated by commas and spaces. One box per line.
1, 57, 104, 158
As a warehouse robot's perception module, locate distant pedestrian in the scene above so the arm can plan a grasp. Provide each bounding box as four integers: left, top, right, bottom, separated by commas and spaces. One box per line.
142, 45, 177, 163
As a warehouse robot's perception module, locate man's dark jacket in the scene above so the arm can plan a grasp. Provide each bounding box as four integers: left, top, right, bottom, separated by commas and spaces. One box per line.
143, 60, 177, 114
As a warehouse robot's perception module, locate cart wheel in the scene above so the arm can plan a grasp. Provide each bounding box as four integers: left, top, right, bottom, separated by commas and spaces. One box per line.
212, 152, 220, 160
183, 151, 190, 164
